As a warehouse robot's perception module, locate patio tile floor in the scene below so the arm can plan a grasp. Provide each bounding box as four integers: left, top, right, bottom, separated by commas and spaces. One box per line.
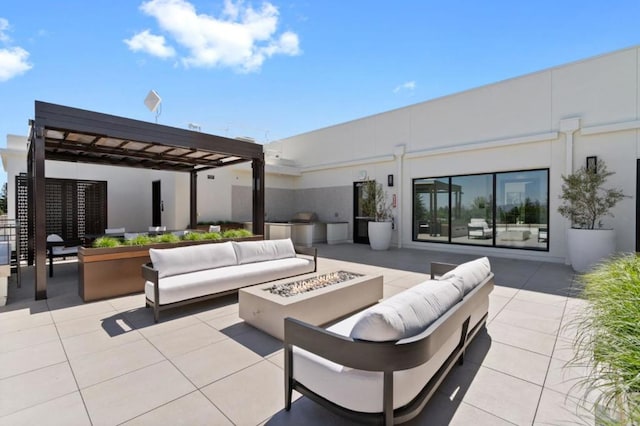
0, 244, 595, 425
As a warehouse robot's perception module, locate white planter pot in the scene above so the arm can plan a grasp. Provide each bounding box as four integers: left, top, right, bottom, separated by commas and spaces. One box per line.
567, 228, 616, 273
368, 221, 392, 250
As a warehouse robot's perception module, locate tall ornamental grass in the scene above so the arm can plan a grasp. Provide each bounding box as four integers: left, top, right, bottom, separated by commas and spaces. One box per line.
572, 254, 640, 424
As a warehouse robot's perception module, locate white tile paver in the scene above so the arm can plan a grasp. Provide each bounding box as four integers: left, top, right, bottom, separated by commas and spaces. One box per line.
172, 338, 263, 387
61, 328, 143, 360
0, 391, 91, 426
81, 360, 196, 426
0, 324, 59, 353
68, 339, 165, 389
201, 361, 289, 426
145, 321, 227, 359
123, 391, 232, 425
443, 364, 542, 425
0, 362, 78, 417
0, 340, 67, 379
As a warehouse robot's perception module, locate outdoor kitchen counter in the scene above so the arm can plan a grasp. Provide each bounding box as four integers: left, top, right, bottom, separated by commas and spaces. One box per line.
326, 222, 349, 244
266, 222, 315, 247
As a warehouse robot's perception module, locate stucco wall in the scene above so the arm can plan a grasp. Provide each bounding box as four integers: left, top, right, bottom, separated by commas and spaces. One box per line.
265, 46, 640, 261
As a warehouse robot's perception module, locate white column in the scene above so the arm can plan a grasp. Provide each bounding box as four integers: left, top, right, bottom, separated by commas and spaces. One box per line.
559, 118, 581, 265
393, 144, 406, 248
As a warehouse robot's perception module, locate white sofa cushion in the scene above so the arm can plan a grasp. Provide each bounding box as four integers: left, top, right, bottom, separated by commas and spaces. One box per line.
149, 241, 238, 278
441, 257, 491, 296
233, 239, 296, 265
293, 309, 462, 412
468, 218, 489, 228
146, 256, 315, 305
349, 279, 461, 342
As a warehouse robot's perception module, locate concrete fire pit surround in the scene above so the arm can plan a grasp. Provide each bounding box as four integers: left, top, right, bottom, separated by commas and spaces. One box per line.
239, 271, 383, 340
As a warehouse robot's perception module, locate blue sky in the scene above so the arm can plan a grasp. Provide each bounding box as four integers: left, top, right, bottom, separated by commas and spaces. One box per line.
1, 0, 639, 185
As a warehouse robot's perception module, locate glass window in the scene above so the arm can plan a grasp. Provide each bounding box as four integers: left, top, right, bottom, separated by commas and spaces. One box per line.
495, 170, 548, 249
413, 178, 449, 242
451, 174, 493, 245
413, 169, 548, 251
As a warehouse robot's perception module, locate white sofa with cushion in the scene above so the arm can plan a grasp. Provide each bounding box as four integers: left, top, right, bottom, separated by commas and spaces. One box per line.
284, 257, 494, 425
467, 218, 493, 239
143, 238, 316, 322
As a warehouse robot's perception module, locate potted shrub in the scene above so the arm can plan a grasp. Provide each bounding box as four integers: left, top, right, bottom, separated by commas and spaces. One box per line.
558, 160, 626, 272
362, 180, 393, 250
569, 254, 640, 424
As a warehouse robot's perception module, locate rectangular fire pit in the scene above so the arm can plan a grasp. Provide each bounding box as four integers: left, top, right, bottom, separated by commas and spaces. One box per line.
239, 271, 383, 340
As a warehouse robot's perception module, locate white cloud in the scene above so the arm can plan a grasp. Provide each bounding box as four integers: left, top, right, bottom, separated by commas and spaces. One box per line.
0, 18, 32, 82
0, 18, 10, 42
130, 0, 301, 72
393, 81, 416, 93
0, 47, 32, 82
124, 29, 176, 59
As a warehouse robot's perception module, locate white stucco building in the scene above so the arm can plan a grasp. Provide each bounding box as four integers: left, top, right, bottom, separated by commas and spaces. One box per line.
2, 45, 638, 264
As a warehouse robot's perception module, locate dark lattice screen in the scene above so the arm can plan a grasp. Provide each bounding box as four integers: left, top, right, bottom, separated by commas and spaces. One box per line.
16, 174, 29, 261
16, 174, 107, 259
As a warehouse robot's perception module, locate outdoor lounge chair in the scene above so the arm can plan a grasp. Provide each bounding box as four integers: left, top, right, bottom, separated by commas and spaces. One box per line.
46, 234, 81, 277
124, 232, 147, 240
105, 227, 125, 237
538, 226, 548, 242
148, 226, 167, 234
467, 218, 493, 239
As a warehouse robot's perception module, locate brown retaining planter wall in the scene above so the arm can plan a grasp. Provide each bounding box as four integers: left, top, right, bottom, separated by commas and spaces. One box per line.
79, 236, 264, 302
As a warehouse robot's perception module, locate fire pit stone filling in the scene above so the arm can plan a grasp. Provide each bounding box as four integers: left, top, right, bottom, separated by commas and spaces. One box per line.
264, 271, 364, 297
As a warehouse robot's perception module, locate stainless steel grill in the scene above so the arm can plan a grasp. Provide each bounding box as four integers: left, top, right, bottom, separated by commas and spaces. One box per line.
290, 212, 319, 223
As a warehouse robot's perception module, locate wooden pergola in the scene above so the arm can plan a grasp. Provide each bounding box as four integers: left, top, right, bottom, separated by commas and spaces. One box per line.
27, 101, 264, 299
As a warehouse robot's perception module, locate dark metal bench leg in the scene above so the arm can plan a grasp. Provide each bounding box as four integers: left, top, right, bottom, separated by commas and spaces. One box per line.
285, 344, 293, 410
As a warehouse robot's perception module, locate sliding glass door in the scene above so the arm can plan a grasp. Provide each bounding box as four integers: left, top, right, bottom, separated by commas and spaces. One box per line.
413, 169, 549, 251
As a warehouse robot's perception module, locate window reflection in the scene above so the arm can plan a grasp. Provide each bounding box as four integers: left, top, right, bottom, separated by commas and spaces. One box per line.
413, 178, 450, 242
452, 175, 493, 246
495, 170, 548, 248
412, 169, 548, 251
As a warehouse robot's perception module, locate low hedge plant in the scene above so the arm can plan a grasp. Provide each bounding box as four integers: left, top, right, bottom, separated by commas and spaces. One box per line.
91, 228, 253, 248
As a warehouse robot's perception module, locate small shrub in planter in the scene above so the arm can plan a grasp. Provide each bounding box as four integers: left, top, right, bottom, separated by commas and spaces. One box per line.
222, 228, 253, 238
183, 232, 205, 241
155, 233, 180, 243
123, 235, 153, 246
570, 253, 640, 424
202, 232, 222, 240
558, 160, 625, 229
93, 236, 121, 248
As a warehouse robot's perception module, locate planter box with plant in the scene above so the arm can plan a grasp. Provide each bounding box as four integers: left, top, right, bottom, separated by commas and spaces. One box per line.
558, 160, 626, 272
79, 229, 259, 302
361, 180, 393, 250
570, 253, 640, 424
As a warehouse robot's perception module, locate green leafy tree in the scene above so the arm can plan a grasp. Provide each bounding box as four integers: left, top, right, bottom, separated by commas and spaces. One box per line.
558, 160, 626, 229
362, 180, 391, 222
414, 191, 428, 221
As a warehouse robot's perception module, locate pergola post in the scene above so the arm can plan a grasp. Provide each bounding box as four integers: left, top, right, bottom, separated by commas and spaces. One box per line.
252, 157, 265, 237
32, 124, 47, 299
190, 170, 198, 229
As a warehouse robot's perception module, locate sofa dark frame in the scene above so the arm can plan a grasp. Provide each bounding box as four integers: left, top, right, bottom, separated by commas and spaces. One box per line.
142, 245, 317, 322
284, 261, 494, 425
